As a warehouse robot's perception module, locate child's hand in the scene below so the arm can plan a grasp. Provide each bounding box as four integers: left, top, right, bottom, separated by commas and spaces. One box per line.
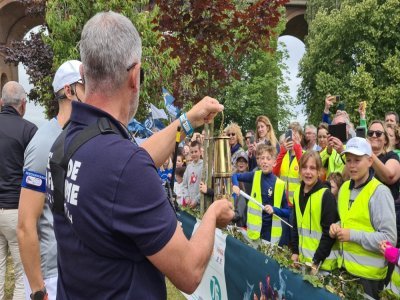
232, 185, 240, 196
264, 205, 274, 215
329, 223, 341, 239
381, 241, 400, 264
199, 181, 207, 194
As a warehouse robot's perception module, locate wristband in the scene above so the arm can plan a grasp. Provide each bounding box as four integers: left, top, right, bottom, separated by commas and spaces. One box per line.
179, 113, 194, 136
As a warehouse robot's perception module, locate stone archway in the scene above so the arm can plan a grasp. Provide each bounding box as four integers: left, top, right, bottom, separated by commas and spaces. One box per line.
1, 72, 7, 90
0, 0, 43, 83
283, 1, 308, 42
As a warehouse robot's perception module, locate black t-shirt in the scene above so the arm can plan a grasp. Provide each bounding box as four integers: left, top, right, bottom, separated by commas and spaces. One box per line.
375, 151, 399, 200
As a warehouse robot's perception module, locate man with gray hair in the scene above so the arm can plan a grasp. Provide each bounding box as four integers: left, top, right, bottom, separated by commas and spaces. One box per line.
46, 11, 234, 299
0, 81, 37, 299
304, 124, 320, 151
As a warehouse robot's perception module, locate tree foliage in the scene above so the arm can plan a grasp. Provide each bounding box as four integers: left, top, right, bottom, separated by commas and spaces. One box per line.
299, 0, 400, 125
2, 0, 292, 129
156, 0, 288, 105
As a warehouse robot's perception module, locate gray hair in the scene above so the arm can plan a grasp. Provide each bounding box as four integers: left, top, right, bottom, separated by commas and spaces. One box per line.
1, 81, 26, 106
305, 124, 317, 134
79, 11, 142, 93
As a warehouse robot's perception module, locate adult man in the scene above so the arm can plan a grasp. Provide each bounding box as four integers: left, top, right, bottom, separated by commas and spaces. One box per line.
17, 60, 84, 300
385, 111, 399, 127
46, 12, 234, 299
304, 124, 320, 151
0, 81, 37, 299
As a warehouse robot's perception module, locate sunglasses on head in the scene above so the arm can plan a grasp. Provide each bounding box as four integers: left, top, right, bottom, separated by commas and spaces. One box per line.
367, 130, 384, 138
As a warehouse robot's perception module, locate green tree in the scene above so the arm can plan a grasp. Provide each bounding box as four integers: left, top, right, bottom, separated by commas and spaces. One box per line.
299, 0, 400, 125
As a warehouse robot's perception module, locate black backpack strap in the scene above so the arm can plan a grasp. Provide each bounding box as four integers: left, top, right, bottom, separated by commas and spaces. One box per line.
50, 118, 120, 213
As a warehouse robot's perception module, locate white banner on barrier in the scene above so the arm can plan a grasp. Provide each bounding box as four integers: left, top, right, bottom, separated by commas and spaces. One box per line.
182, 222, 228, 300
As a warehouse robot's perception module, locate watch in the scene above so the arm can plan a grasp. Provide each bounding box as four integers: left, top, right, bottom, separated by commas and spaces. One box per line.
30, 287, 47, 300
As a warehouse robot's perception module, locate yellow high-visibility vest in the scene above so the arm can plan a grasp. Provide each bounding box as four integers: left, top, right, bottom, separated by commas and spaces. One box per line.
387, 265, 400, 296
294, 187, 338, 271
280, 152, 301, 206
337, 178, 387, 280
247, 171, 285, 242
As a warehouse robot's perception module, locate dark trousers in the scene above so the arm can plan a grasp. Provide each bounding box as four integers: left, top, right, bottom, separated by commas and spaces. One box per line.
358, 278, 384, 300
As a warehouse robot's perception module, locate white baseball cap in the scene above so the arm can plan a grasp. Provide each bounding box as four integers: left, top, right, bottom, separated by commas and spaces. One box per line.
341, 137, 372, 157
52, 60, 82, 93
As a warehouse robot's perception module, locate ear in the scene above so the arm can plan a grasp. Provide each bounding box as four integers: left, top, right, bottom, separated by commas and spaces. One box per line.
64, 85, 73, 99
79, 64, 85, 83
128, 63, 141, 92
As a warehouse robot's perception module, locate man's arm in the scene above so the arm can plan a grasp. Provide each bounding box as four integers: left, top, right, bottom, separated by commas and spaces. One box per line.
141, 96, 223, 168
147, 199, 234, 294
17, 188, 46, 292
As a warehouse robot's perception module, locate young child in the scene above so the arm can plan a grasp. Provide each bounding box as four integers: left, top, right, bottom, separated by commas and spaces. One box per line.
232, 144, 290, 246
158, 156, 172, 185
379, 240, 400, 296
182, 141, 203, 208
176, 153, 186, 168
173, 167, 186, 206
290, 151, 339, 273
326, 172, 344, 199
329, 137, 396, 299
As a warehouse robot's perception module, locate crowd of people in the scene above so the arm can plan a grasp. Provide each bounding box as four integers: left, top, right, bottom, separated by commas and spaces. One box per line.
0, 10, 399, 300
167, 97, 400, 299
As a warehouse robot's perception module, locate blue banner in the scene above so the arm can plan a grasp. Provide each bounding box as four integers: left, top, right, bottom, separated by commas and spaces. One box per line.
177, 211, 339, 300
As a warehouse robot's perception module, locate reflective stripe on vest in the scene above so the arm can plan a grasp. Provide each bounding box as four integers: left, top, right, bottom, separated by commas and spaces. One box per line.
337, 178, 387, 280
294, 187, 338, 271
247, 171, 285, 242
281, 152, 301, 206
388, 265, 400, 296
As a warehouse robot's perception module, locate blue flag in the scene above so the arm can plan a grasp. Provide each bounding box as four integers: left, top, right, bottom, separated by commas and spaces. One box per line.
162, 87, 180, 120
127, 118, 153, 138
162, 87, 175, 105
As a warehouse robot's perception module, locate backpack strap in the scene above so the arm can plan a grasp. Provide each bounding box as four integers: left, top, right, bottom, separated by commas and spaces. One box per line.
50, 118, 121, 213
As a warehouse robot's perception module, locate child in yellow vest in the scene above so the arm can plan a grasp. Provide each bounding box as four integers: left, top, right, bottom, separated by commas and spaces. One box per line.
232, 144, 290, 246
290, 151, 339, 273
329, 137, 397, 299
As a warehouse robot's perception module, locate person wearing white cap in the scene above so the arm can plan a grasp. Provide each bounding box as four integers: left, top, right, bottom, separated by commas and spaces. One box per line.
329, 137, 397, 299
17, 60, 84, 300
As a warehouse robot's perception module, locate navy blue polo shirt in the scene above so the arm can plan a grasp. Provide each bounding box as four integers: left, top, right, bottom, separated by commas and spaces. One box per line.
47, 101, 177, 299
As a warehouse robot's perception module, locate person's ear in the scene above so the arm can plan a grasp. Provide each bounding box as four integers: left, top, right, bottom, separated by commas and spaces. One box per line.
79, 64, 85, 85
128, 63, 141, 92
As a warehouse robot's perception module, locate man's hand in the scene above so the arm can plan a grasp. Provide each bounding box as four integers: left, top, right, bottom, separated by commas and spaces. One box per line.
329, 223, 341, 238
336, 228, 350, 242
264, 205, 274, 215
210, 199, 235, 228
328, 136, 344, 154
186, 96, 224, 128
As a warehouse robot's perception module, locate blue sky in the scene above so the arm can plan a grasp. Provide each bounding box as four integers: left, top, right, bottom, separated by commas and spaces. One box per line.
22, 35, 306, 127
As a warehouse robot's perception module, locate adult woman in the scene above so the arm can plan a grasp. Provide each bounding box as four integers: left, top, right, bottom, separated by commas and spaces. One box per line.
367, 120, 400, 200
255, 115, 279, 152
387, 124, 400, 158
225, 123, 245, 171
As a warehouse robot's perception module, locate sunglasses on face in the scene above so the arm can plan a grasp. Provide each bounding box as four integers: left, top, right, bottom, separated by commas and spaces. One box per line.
367, 130, 384, 138
227, 133, 236, 137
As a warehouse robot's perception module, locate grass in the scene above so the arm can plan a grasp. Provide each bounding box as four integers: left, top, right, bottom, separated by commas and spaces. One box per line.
6, 255, 185, 300
166, 279, 186, 299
